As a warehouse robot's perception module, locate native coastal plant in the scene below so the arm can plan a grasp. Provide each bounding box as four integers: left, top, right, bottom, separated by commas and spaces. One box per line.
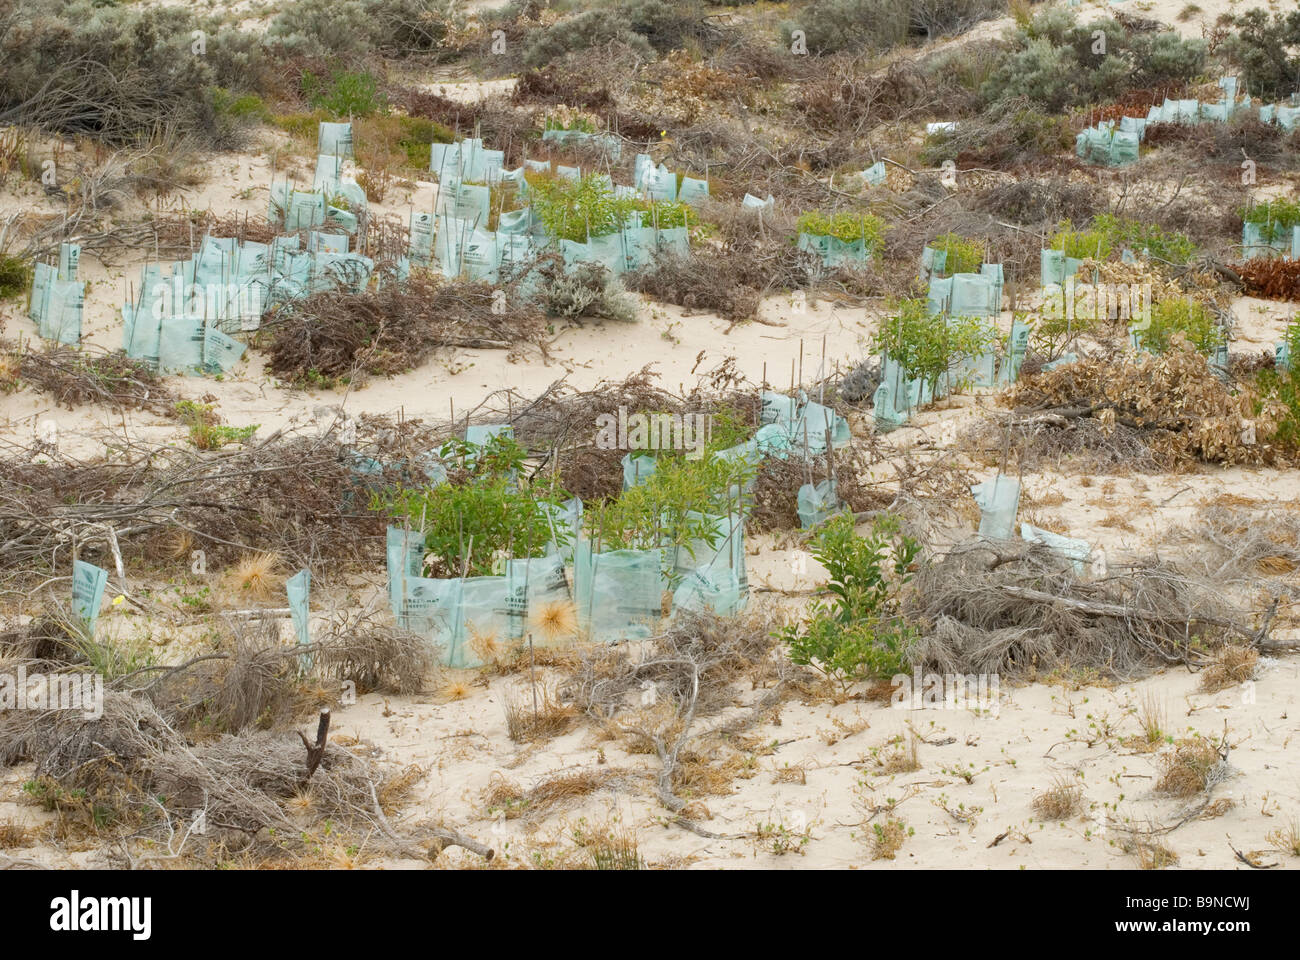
1138, 297, 1224, 356
1241, 198, 1300, 243
929, 232, 985, 274
526, 171, 697, 243
872, 298, 998, 399
590, 452, 755, 580
797, 209, 885, 254
780, 514, 920, 690
383, 433, 572, 578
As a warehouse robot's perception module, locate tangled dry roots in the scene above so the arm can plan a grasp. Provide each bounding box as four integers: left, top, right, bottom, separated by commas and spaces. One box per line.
905, 542, 1250, 680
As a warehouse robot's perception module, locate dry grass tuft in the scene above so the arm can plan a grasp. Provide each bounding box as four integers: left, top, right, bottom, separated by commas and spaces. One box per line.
1032, 777, 1083, 820
875, 734, 920, 775
469, 625, 506, 670
673, 749, 749, 798
1135, 838, 1180, 870
570, 818, 644, 870
771, 763, 808, 785
485, 769, 614, 822
1198, 644, 1259, 693
222, 551, 284, 602
1267, 818, 1300, 857
503, 686, 577, 744
530, 600, 579, 646
1156, 737, 1227, 798
0, 820, 29, 848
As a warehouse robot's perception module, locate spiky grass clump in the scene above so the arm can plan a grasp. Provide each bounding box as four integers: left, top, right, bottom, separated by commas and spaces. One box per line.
1135, 692, 1167, 750
469, 624, 504, 668
530, 600, 578, 646
223, 551, 284, 602
157, 526, 196, 563
1267, 818, 1300, 857
571, 818, 643, 870
1135, 839, 1179, 870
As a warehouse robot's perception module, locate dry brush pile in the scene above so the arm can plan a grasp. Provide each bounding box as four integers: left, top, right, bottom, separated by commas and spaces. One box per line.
960, 344, 1285, 473
261, 271, 550, 386
906, 541, 1272, 681
0, 424, 406, 577
0, 608, 472, 867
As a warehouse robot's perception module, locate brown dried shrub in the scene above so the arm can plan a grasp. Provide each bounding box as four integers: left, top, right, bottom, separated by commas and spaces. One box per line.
262, 273, 548, 385
1001, 344, 1285, 468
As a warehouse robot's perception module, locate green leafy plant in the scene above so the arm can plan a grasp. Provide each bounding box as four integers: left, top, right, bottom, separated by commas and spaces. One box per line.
1251, 318, 1300, 451
1138, 297, 1224, 356
779, 514, 920, 690
871, 298, 999, 399
438, 432, 530, 481
0, 255, 31, 299
526, 171, 697, 242
174, 400, 259, 449
302, 69, 387, 118
797, 209, 885, 253
1241, 198, 1300, 243
929, 232, 985, 274
394, 116, 455, 169
591, 452, 755, 581
384, 432, 570, 578
387, 480, 568, 579
1049, 216, 1195, 264
1049, 220, 1113, 260
527, 172, 639, 242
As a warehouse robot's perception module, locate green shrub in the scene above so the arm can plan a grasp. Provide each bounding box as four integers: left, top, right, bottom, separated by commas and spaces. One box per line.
871, 298, 998, 397
395, 115, 455, 168
174, 400, 259, 449
266, 0, 453, 59
1241, 198, 1300, 243
529, 172, 638, 242
1049, 220, 1114, 260
780, 0, 1003, 56
0, 255, 31, 299
779, 514, 920, 690
526, 172, 696, 242
981, 11, 1204, 112
208, 88, 271, 123
797, 209, 885, 252
384, 434, 570, 579
389, 478, 567, 578
1254, 319, 1300, 451
523, 9, 651, 69
590, 452, 756, 580
1139, 297, 1224, 355
1049, 216, 1196, 264
521, 1, 719, 68
1223, 9, 1300, 103
537, 260, 640, 324
0, 2, 266, 145
302, 70, 387, 118
929, 232, 985, 274
1094, 216, 1196, 264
